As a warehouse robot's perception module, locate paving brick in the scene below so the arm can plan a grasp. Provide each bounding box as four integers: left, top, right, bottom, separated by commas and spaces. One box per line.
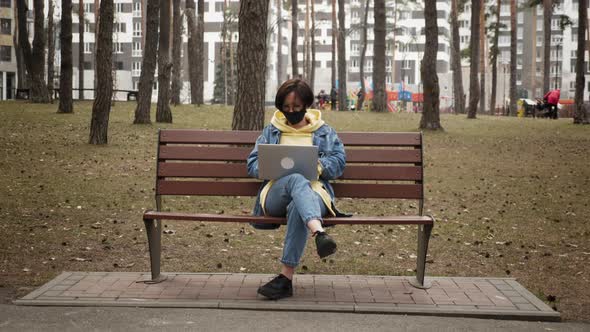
42, 290, 63, 297
508, 296, 531, 304
515, 303, 539, 311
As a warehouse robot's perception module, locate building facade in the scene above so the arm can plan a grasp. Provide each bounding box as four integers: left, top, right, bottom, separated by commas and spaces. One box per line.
0, 0, 16, 100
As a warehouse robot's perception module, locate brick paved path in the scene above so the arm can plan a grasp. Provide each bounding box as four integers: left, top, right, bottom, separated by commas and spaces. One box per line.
15, 272, 559, 321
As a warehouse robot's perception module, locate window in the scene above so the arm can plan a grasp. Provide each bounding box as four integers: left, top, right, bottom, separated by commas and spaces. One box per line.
115, 61, 124, 70
83, 61, 92, 70
116, 3, 124, 13
0, 46, 11, 61
113, 23, 126, 33
84, 3, 92, 13
85, 22, 90, 33
0, 0, 11, 8
133, 22, 142, 37
132, 42, 142, 57
0, 19, 10, 34
351, 59, 358, 68
113, 42, 122, 53
570, 81, 575, 90
132, 62, 141, 76
84, 42, 92, 53
133, 81, 139, 90
133, 2, 141, 17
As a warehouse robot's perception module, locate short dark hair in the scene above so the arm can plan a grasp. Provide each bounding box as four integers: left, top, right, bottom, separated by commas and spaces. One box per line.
275, 79, 314, 110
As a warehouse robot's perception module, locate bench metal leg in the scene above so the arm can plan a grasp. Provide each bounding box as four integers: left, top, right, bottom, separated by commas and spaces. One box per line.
140, 218, 168, 284
409, 223, 433, 289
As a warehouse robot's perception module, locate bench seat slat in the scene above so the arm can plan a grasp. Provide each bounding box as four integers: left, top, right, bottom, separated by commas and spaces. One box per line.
159, 146, 422, 163
158, 163, 422, 181
143, 211, 433, 225
159, 130, 421, 147
157, 180, 422, 199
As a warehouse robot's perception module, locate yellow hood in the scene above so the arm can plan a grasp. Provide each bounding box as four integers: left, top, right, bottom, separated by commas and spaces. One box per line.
271, 109, 325, 133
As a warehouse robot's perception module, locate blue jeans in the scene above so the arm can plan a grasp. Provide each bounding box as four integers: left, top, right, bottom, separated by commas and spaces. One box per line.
264, 174, 328, 267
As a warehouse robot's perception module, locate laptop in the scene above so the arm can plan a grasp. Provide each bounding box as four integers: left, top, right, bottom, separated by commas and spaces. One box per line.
257, 144, 319, 180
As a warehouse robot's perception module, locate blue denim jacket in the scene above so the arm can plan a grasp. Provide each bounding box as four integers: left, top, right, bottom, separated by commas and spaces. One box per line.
247, 123, 346, 229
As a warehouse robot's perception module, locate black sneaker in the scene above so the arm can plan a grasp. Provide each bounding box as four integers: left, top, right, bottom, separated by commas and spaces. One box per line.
257, 274, 293, 300
314, 231, 337, 258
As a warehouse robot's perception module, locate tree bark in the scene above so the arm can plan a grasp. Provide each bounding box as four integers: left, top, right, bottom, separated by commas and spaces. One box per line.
276, 0, 283, 85
232, 0, 269, 131
542, 0, 551, 94
450, 0, 465, 114
467, 0, 480, 119
509, 0, 517, 116
89, 0, 114, 144
574, 0, 590, 124
17, 0, 50, 103
419, 0, 442, 130
291, 0, 299, 78
310, 0, 316, 91
479, 1, 485, 114
13, 3, 28, 89
79, 0, 84, 100
331, 0, 336, 88
170, 0, 182, 105
58, 0, 73, 113
133, 0, 160, 124
47, 0, 55, 102
489, 0, 500, 115
186, 0, 199, 104
357, 0, 370, 111
371, 0, 386, 112
156, 0, 173, 123
196, 0, 204, 104
337, 0, 346, 111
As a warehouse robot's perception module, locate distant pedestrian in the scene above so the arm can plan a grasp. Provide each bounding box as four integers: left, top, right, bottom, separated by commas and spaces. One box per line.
330, 87, 338, 110
543, 88, 560, 119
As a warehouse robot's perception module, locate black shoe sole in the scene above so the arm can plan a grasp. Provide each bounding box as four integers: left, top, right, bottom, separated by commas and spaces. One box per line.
257, 287, 293, 300
317, 240, 337, 258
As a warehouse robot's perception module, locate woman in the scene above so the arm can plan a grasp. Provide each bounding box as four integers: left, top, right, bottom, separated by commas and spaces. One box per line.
247, 79, 346, 300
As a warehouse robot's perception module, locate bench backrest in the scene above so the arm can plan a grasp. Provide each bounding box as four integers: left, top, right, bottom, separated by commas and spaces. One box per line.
156, 129, 424, 214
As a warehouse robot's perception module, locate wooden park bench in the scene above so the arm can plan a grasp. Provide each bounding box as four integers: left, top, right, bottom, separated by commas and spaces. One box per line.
142, 129, 435, 288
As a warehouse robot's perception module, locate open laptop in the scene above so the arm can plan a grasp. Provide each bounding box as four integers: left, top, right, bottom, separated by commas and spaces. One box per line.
257, 144, 318, 180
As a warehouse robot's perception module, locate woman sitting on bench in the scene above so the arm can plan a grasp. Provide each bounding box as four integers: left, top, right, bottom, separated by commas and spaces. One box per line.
246, 79, 346, 300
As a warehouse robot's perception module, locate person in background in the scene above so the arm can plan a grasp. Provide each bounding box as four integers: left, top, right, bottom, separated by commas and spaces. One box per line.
543, 88, 560, 119
247, 79, 346, 300
330, 86, 338, 110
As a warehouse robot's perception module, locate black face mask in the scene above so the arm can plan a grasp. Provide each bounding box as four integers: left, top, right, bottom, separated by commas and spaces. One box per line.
282, 109, 307, 125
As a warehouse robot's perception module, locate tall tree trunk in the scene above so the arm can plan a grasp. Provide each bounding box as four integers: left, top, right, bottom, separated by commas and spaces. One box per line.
331, 0, 336, 88
222, 0, 228, 104
133, 0, 160, 124
276, 0, 283, 85
58, 0, 73, 113
156, 0, 173, 123
479, 0, 486, 114
13, 3, 28, 89
371, 0, 386, 112
357, 0, 370, 111
89, 0, 114, 144
196, 0, 204, 104
170, 0, 182, 105
542, 0, 551, 94
186, 0, 199, 104
232, 0, 269, 130
47, 0, 55, 102
79, 0, 84, 100
310, 0, 316, 91
467, 0, 481, 119
489, 0, 501, 115
451, 0, 465, 114
17, 0, 50, 103
574, 0, 590, 124
420, 0, 442, 129
509, 0, 517, 116
291, 0, 298, 77
337, 0, 346, 111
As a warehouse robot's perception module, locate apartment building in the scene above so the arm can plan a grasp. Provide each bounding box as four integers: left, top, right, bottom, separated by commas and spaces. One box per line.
0, 0, 16, 100
458, 0, 590, 107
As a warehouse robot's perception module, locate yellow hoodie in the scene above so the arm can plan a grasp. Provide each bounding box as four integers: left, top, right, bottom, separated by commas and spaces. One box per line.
259, 109, 336, 216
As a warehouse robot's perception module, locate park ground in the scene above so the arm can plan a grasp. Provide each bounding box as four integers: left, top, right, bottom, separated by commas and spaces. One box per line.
0, 101, 588, 321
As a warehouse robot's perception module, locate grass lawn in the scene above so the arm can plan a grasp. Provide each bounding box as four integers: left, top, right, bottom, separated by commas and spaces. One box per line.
0, 100, 589, 320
